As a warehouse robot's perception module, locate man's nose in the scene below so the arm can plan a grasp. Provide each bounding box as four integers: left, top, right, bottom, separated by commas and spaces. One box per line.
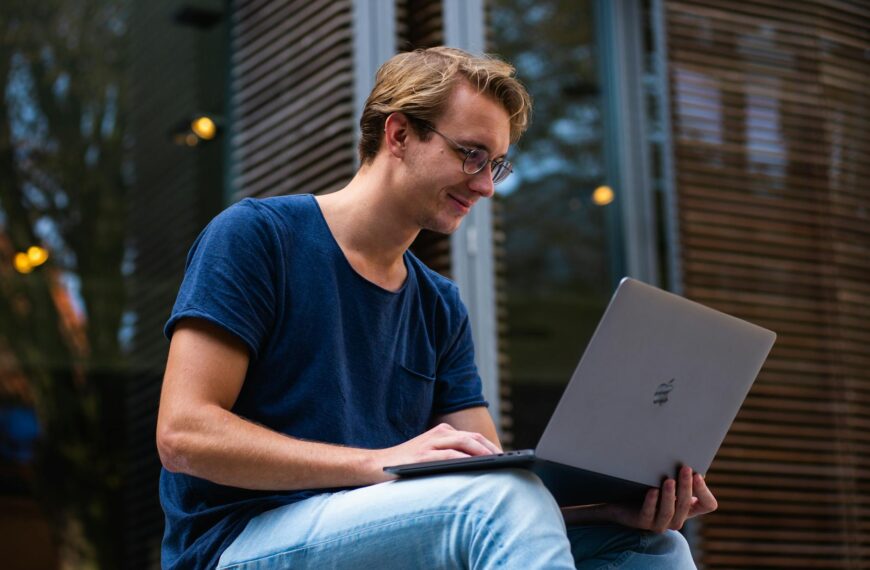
468, 166, 495, 199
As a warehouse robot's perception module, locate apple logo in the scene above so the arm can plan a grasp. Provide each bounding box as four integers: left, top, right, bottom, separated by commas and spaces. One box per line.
654, 378, 676, 406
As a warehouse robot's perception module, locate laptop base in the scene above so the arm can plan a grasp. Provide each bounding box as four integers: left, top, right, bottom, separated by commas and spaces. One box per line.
384, 452, 652, 507
530, 459, 652, 506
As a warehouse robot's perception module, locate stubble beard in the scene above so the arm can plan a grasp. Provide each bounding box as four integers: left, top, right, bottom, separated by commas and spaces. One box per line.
413, 186, 465, 235
418, 212, 463, 236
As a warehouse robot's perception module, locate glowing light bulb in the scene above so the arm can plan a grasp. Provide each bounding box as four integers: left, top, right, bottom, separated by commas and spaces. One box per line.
27, 246, 49, 267
191, 116, 217, 140
13, 252, 33, 274
592, 185, 614, 206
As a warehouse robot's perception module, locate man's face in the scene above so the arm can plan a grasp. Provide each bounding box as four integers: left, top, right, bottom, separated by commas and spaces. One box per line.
406, 82, 511, 234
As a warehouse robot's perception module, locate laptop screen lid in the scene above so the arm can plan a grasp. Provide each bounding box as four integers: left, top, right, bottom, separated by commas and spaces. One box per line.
535, 278, 776, 488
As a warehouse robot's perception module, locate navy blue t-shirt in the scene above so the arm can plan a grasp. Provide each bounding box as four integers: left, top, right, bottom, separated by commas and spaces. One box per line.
160, 194, 488, 569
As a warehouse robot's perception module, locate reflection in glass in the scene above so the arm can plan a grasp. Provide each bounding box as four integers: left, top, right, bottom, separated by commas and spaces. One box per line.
1, 0, 228, 566
491, 0, 623, 449
1, 1, 132, 565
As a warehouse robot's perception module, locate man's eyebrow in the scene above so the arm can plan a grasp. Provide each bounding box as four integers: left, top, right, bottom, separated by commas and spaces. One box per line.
458, 138, 508, 159
457, 137, 490, 153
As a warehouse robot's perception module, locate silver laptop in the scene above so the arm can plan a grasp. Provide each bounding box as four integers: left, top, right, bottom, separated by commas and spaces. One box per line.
384, 277, 776, 506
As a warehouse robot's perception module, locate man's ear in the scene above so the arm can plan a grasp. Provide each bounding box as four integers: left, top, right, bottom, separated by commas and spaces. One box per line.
384, 112, 412, 158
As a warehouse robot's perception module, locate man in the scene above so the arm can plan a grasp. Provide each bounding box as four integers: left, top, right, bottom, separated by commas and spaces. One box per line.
157, 47, 717, 569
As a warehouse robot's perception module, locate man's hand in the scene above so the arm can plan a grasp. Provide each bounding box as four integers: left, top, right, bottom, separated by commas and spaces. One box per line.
603, 466, 717, 532
562, 466, 718, 533
369, 423, 501, 482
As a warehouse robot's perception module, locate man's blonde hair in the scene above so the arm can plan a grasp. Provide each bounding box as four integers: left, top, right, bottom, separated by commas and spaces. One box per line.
358, 46, 531, 164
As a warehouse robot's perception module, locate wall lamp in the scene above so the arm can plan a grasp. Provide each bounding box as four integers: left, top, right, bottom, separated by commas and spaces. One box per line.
170, 114, 223, 147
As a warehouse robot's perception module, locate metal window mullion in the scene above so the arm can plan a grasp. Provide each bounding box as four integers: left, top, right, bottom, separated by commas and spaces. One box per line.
651, 0, 684, 296
595, 0, 660, 287
352, 0, 396, 168
443, 0, 501, 433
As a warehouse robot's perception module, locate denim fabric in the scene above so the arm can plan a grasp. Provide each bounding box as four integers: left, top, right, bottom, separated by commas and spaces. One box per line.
567, 523, 694, 569
217, 470, 695, 570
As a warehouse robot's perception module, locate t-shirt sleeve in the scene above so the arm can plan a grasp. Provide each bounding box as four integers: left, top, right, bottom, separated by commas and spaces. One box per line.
164, 199, 279, 360
433, 300, 489, 414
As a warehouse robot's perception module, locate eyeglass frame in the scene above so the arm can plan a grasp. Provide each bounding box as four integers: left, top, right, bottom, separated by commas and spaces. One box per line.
410, 119, 513, 185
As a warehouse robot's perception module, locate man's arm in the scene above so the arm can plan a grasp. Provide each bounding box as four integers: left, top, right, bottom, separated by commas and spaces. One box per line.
156, 318, 500, 491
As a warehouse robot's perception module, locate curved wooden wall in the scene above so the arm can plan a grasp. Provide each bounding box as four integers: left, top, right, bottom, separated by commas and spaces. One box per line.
665, 1, 870, 567
231, 0, 357, 200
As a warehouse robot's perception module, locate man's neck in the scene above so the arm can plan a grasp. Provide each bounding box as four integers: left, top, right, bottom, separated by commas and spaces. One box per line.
315, 164, 420, 289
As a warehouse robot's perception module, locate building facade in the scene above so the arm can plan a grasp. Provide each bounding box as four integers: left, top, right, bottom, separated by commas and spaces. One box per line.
0, 0, 866, 568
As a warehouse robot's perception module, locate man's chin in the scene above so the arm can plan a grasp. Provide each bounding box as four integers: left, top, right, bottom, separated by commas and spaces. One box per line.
423, 219, 464, 235
419, 213, 465, 235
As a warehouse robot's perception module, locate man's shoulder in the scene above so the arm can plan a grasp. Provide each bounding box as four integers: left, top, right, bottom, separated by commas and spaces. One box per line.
232, 194, 315, 223
406, 252, 465, 311
207, 194, 319, 242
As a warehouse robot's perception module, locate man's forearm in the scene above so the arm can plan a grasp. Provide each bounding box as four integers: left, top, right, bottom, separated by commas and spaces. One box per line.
157, 404, 383, 491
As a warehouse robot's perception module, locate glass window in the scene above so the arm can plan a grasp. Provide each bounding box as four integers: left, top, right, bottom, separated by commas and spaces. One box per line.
0, 1, 228, 565
490, 0, 625, 449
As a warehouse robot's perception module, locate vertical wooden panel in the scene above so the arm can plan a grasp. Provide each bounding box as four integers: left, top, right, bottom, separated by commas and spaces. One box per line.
492, 195, 513, 444
398, 0, 446, 51
230, 0, 357, 200
666, 1, 870, 567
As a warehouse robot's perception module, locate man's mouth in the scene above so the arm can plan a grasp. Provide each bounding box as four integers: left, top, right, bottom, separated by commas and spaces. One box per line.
448, 194, 472, 212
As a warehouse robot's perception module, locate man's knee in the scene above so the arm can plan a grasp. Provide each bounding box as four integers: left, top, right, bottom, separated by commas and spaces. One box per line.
648, 529, 695, 566
457, 470, 573, 566
462, 469, 562, 520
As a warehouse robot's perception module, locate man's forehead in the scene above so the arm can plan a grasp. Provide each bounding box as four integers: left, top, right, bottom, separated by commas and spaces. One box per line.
441, 83, 511, 155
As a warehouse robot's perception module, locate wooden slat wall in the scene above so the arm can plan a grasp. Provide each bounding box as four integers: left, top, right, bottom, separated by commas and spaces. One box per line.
398, 0, 445, 52
230, 0, 357, 200
492, 196, 513, 444
665, 1, 870, 567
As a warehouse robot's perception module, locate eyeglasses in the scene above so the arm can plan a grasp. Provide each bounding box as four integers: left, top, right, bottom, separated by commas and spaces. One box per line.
425, 125, 513, 185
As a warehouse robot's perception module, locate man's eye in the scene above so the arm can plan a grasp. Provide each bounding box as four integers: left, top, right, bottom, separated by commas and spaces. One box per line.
467, 148, 487, 164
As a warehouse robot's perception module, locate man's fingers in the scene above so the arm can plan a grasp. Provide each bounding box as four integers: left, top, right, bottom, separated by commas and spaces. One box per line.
638, 488, 659, 526
426, 424, 500, 455
426, 449, 471, 462
670, 466, 694, 530
433, 432, 497, 456
470, 432, 502, 454
689, 474, 718, 516
653, 479, 676, 532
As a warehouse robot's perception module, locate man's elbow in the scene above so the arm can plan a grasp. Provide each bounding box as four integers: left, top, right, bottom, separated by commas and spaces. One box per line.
156, 421, 192, 474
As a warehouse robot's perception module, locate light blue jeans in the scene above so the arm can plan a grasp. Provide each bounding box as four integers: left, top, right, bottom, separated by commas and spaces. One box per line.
217, 469, 695, 569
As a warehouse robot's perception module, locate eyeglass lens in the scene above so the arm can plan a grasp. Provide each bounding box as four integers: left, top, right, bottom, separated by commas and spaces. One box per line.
462, 149, 512, 184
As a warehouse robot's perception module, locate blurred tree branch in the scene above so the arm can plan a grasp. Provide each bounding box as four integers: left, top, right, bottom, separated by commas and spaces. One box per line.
0, 0, 129, 566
